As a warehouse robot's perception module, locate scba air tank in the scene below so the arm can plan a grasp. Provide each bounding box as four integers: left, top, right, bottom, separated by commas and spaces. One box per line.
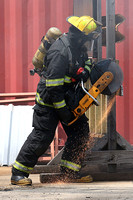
31, 27, 62, 75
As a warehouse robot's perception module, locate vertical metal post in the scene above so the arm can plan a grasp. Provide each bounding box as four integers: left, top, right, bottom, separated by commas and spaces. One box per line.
93, 0, 102, 60
97, 0, 102, 61
92, 0, 106, 135
106, 0, 115, 59
93, 0, 97, 59
106, 0, 117, 151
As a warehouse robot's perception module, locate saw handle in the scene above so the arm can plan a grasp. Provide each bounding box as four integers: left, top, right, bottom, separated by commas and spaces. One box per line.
81, 80, 99, 106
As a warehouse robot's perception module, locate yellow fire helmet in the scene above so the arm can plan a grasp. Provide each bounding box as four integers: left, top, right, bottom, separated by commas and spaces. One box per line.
66, 15, 102, 37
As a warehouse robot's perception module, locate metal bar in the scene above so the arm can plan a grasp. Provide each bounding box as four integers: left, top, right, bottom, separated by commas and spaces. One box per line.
97, 0, 102, 61
93, 0, 98, 58
93, 0, 97, 20
0, 92, 36, 97
92, 0, 104, 134
0, 98, 35, 104
106, 0, 117, 151
55, 127, 59, 156
93, 0, 102, 60
106, 0, 115, 59
50, 141, 55, 160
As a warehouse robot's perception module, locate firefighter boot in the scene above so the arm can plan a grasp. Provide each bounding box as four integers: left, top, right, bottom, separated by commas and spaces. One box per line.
62, 174, 93, 183
11, 175, 32, 186
61, 168, 93, 183
62, 172, 93, 183
72, 174, 93, 183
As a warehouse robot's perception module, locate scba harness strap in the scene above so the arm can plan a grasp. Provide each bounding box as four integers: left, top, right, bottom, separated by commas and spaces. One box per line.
59, 34, 73, 74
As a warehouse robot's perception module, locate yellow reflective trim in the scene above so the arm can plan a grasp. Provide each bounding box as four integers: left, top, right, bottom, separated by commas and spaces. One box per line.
64, 160, 81, 168
35, 92, 54, 107
53, 100, 66, 109
46, 78, 64, 86
61, 164, 79, 171
15, 161, 33, 170
13, 164, 28, 174
85, 59, 91, 65
64, 75, 71, 83
60, 159, 81, 172
85, 65, 91, 73
13, 160, 33, 174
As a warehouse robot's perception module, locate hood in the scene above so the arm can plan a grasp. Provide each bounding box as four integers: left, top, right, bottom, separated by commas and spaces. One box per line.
67, 25, 91, 60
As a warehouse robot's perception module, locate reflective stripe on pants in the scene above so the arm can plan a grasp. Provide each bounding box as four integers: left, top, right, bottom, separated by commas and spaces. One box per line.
13, 160, 33, 174
60, 159, 81, 172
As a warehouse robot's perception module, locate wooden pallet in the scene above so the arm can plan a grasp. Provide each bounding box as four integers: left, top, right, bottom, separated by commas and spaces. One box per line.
33, 132, 133, 182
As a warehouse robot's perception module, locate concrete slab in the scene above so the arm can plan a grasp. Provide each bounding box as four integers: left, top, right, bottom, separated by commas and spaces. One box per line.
0, 167, 133, 200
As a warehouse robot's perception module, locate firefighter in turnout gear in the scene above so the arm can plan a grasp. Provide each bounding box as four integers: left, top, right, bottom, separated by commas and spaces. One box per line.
11, 16, 102, 185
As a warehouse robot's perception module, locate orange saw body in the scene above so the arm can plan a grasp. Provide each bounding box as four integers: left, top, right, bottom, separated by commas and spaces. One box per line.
68, 71, 114, 126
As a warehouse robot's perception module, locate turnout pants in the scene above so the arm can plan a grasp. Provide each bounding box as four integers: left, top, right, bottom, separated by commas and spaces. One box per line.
12, 104, 90, 177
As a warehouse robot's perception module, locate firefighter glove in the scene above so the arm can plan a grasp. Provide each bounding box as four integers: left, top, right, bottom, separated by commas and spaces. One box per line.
71, 66, 90, 83
57, 106, 74, 125
80, 70, 90, 83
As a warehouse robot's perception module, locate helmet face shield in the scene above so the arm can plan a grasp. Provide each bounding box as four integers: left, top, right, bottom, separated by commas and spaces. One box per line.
80, 26, 101, 55
83, 40, 94, 51
87, 40, 94, 57
81, 39, 94, 57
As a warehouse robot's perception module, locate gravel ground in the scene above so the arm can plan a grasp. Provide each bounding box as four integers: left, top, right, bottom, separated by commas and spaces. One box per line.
0, 167, 133, 200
